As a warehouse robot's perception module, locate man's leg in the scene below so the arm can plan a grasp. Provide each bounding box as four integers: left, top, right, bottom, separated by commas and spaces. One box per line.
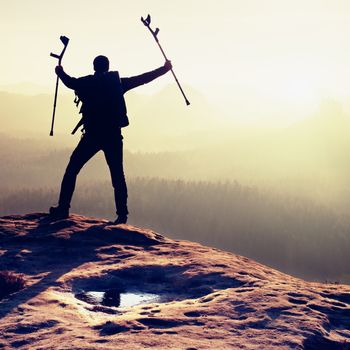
103, 133, 129, 221
55, 135, 100, 213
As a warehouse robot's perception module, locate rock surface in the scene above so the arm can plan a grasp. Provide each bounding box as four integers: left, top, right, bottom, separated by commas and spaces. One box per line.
0, 213, 350, 349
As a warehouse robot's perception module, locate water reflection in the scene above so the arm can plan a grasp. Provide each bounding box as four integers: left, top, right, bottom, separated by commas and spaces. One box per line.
75, 288, 160, 308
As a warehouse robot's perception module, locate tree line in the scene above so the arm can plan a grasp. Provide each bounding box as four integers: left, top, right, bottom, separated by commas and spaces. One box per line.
1, 177, 349, 284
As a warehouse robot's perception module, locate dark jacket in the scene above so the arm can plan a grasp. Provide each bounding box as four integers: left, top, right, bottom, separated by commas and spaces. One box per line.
57, 65, 169, 133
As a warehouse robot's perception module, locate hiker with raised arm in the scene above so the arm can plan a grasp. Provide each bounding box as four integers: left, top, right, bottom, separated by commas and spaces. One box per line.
49, 56, 172, 224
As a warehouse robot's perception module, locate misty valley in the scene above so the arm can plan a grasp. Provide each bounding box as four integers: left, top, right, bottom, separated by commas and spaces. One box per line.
1, 100, 350, 285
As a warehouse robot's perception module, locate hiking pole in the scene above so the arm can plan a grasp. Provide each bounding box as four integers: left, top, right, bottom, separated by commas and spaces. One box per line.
141, 14, 190, 106
49, 36, 69, 136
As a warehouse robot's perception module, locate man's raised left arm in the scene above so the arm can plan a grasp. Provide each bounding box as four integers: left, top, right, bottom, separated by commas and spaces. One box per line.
121, 60, 172, 93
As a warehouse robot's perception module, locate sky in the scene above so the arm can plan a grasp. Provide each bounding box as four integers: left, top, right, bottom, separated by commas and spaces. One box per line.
2, 0, 350, 126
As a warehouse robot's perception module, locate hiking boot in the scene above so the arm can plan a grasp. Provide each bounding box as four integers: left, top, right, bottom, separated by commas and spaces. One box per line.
49, 206, 69, 220
114, 215, 128, 225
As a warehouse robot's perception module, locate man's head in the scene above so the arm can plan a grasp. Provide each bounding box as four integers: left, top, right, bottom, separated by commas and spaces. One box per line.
93, 55, 109, 73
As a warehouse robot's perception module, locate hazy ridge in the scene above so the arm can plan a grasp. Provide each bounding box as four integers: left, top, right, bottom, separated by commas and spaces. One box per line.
1, 88, 350, 283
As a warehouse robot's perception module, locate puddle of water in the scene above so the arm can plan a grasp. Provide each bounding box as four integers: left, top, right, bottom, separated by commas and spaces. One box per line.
76, 289, 161, 308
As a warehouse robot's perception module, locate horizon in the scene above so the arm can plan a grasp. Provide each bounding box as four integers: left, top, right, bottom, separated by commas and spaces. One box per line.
4, 1, 350, 127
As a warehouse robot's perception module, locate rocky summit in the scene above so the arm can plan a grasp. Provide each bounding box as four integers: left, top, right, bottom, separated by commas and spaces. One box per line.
0, 213, 350, 349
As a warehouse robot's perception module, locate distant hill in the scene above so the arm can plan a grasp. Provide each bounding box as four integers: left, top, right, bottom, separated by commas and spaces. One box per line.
0, 82, 51, 95
0, 84, 225, 151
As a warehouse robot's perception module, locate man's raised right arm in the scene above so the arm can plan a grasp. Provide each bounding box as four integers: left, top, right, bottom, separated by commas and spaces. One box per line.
55, 65, 78, 90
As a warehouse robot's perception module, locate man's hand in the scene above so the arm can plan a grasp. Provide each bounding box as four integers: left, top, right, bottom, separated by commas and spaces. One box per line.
55, 65, 64, 76
164, 60, 172, 71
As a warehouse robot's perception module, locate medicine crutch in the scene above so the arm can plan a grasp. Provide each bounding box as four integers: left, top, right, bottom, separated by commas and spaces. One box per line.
141, 14, 190, 106
49, 36, 69, 136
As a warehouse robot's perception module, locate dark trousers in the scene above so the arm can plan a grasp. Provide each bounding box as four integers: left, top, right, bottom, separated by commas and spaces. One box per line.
58, 130, 128, 217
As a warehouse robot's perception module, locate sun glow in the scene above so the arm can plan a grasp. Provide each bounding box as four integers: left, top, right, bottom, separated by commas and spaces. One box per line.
2, 1, 350, 127
263, 71, 319, 104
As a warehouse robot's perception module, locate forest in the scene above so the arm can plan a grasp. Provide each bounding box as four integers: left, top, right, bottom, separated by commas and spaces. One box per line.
1, 178, 349, 284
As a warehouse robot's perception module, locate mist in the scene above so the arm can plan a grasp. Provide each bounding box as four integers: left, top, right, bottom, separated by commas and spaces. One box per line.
1, 87, 350, 283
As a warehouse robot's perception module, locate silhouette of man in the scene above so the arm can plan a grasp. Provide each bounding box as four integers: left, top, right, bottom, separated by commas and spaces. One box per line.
49, 55, 172, 224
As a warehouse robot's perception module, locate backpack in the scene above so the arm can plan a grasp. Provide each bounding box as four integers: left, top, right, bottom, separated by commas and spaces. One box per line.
73, 71, 129, 131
